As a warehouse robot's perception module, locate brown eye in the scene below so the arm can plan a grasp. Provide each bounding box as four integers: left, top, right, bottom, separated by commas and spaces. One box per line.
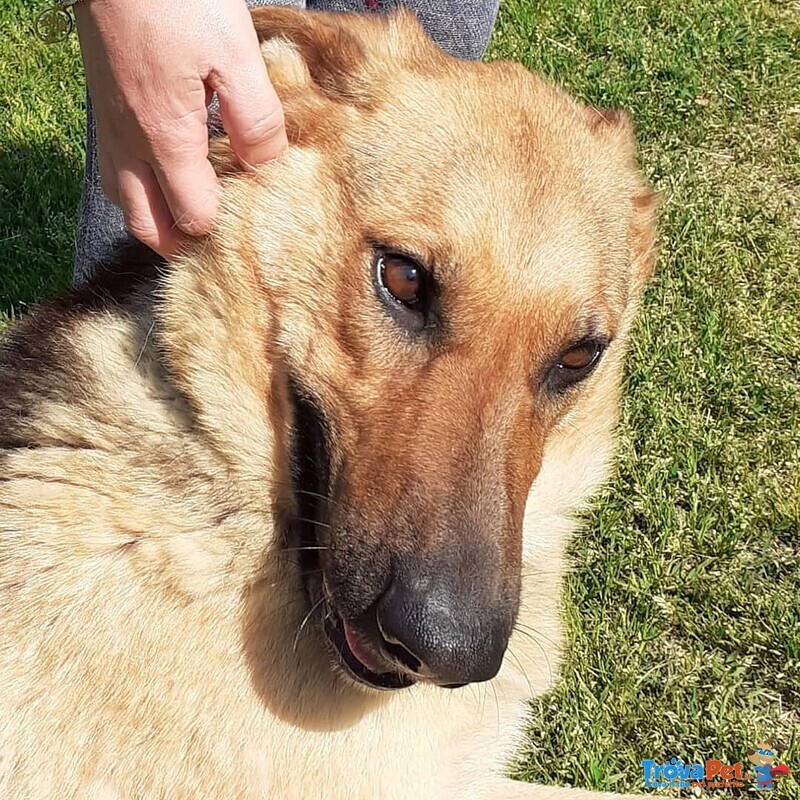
548, 338, 605, 392
373, 248, 436, 333
558, 341, 601, 371
379, 254, 422, 308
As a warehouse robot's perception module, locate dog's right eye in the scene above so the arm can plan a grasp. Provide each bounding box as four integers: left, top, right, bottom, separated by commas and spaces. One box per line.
378, 253, 423, 309
373, 250, 435, 333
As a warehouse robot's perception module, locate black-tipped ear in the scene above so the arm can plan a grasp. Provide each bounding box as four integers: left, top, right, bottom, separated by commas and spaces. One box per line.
251, 7, 379, 106
583, 106, 632, 133
629, 189, 659, 296
210, 8, 378, 175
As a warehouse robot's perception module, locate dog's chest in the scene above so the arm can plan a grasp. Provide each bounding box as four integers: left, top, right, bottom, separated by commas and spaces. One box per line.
237, 687, 525, 800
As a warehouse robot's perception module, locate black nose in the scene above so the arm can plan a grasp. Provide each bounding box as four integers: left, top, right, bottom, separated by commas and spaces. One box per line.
376, 573, 511, 686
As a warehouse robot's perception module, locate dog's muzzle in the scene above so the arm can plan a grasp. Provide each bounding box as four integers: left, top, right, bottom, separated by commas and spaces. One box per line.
374, 569, 511, 686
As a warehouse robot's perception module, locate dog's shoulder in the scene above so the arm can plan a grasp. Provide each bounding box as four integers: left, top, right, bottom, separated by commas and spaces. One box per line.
0, 242, 251, 605
0, 242, 193, 537
0, 242, 166, 447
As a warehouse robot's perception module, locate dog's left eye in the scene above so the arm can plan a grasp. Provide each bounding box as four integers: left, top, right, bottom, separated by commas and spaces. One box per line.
559, 341, 601, 371
548, 339, 605, 391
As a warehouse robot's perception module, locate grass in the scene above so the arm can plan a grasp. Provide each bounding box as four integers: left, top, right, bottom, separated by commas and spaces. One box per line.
0, 0, 84, 317
1, 0, 798, 796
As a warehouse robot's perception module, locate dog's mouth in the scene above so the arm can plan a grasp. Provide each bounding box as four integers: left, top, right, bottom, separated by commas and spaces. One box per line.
289, 387, 415, 692
322, 608, 416, 691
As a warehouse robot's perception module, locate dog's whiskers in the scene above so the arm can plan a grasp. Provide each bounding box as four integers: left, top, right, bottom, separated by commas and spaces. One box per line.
280, 544, 329, 553
293, 487, 340, 507
511, 624, 554, 684
261, 478, 343, 511
489, 678, 501, 737
514, 621, 558, 648
478, 678, 489, 727
292, 595, 327, 653
293, 516, 331, 530
505, 646, 534, 697
322, 603, 337, 625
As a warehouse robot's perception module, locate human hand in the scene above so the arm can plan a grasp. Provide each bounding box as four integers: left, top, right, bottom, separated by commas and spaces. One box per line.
74, 0, 287, 257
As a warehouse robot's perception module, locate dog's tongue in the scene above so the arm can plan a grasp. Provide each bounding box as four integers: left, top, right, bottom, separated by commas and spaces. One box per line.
343, 620, 389, 674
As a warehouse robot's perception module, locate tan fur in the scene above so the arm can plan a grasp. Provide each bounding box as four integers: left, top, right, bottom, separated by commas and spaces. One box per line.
0, 9, 655, 799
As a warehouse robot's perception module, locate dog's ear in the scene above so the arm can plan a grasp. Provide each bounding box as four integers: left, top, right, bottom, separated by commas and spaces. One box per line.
630, 188, 659, 297
210, 8, 434, 174
583, 107, 659, 297
583, 106, 631, 133
251, 7, 438, 101
251, 7, 381, 106
583, 106, 642, 167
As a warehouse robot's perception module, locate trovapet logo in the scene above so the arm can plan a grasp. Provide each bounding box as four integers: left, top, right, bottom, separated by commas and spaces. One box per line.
641, 739, 791, 791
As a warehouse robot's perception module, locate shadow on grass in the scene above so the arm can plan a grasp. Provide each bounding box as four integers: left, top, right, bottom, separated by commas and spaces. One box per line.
0, 140, 84, 315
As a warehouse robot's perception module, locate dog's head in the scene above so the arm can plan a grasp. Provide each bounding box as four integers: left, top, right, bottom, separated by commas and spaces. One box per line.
748, 740, 788, 767
171, 9, 656, 692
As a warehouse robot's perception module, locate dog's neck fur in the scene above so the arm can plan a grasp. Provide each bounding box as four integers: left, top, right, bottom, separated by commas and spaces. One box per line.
1, 248, 382, 729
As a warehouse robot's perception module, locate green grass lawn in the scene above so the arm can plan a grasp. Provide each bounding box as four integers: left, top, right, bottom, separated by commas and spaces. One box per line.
1, 0, 798, 796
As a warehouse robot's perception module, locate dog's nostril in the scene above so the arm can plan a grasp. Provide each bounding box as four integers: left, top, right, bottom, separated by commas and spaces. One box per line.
377, 575, 510, 686
382, 639, 422, 673
377, 608, 423, 672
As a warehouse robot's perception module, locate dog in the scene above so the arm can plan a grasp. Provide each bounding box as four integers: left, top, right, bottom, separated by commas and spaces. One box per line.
747, 740, 791, 790
0, 8, 656, 799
